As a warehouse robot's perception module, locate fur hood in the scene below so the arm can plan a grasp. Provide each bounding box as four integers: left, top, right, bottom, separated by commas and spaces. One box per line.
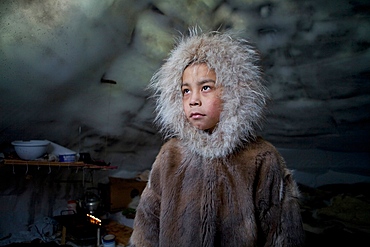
148, 28, 269, 159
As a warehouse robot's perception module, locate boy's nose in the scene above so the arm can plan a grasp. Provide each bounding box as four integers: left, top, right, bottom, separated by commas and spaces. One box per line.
189, 93, 201, 106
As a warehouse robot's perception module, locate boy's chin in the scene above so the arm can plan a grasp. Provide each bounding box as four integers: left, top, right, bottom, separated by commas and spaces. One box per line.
199, 127, 216, 134
190, 122, 217, 133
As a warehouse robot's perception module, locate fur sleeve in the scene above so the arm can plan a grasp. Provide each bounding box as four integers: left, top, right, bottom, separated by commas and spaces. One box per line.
128, 150, 163, 247
254, 151, 305, 247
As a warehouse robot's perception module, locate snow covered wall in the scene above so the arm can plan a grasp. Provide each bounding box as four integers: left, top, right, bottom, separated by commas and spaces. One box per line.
0, 0, 369, 244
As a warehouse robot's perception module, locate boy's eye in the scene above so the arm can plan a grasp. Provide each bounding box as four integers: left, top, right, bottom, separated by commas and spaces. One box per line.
182, 88, 190, 95
202, 85, 211, 91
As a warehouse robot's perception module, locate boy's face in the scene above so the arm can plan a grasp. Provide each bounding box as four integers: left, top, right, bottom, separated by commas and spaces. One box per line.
181, 63, 223, 133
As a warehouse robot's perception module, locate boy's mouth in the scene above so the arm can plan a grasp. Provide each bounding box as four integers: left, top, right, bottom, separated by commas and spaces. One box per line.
190, 112, 205, 119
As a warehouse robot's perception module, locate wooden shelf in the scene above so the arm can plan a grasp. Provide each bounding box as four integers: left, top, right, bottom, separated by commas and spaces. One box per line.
3, 159, 117, 170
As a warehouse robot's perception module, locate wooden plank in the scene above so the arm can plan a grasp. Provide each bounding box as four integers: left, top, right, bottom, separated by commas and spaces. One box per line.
4, 159, 85, 166
3, 159, 118, 169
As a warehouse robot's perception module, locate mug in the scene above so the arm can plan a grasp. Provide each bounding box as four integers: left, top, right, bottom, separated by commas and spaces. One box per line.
101, 234, 116, 247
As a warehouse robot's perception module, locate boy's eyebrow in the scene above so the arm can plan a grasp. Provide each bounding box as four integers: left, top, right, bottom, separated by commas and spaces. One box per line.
181, 79, 216, 87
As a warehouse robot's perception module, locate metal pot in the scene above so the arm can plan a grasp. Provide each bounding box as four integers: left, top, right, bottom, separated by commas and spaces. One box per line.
85, 200, 100, 214
81, 188, 101, 214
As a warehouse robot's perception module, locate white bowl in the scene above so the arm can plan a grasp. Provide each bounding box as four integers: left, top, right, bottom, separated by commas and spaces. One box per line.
11, 140, 50, 160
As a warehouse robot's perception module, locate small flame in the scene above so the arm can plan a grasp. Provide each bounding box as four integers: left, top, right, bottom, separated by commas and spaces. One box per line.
87, 213, 101, 226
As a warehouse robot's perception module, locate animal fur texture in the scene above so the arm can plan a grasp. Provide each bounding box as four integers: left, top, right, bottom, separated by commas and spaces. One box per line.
148, 27, 268, 158
129, 28, 304, 247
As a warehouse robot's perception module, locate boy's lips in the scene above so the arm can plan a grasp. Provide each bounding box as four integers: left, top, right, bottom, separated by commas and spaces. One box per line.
190, 112, 205, 119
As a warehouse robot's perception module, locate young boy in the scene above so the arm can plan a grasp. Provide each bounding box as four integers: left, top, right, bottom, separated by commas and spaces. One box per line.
129, 28, 304, 247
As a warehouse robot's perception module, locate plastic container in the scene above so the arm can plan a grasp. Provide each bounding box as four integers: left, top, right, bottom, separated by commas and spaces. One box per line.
67, 200, 77, 214
59, 153, 76, 162
102, 234, 116, 247
47, 141, 77, 162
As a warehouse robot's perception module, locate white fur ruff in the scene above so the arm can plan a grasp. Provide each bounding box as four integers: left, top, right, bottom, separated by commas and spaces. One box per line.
148, 28, 269, 159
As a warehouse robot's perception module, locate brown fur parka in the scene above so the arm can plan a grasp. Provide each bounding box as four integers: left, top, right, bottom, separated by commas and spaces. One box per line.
129, 28, 304, 247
